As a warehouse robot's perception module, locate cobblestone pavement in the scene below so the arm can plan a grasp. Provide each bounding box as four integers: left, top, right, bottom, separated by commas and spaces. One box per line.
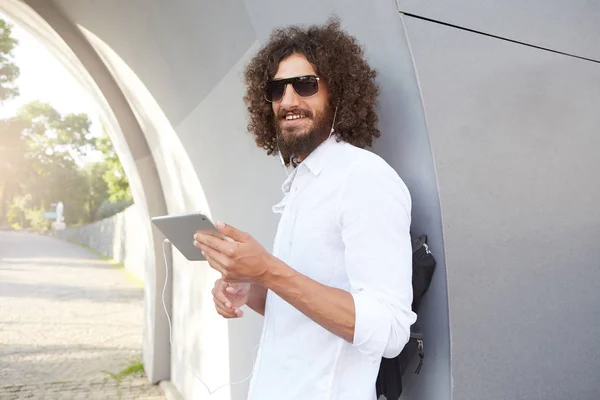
0, 231, 165, 399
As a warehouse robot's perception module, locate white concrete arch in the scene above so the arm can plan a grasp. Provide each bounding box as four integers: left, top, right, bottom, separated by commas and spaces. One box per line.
2, 1, 287, 398
0, 0, 173, 383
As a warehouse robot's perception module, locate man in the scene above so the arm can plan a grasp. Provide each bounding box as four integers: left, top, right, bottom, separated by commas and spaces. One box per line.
193, 19, 416, 400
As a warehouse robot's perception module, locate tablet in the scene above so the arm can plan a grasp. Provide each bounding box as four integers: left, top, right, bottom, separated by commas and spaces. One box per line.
151, 212, 225, 261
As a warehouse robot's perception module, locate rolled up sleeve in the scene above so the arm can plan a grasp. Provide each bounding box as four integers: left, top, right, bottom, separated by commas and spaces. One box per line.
339, 157, 417, 360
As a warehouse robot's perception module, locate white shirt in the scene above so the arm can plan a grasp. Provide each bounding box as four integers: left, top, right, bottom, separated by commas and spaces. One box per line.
247, 136, 417, 400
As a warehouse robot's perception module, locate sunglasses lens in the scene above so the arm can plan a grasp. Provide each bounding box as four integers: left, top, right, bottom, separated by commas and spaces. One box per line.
267, 82, 285, 102
293, 80, 319, 97
266, 77, 319, 102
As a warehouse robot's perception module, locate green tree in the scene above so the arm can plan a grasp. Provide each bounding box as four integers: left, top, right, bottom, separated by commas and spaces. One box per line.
83, 161, 109, 221
0, 118, 29, 224
2, 100, 131, 228
17, 100, 96, 162
96, 130, 132, 202
0, 18, 21, 224
2, 101, 97, 227
0, 17, 20, 103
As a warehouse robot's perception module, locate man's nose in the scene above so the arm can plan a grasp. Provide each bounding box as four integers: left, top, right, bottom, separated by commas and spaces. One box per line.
279, 83, 301, 109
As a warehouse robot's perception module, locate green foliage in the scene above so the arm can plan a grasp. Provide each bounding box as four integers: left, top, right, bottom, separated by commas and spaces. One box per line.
6, 203, 22, 229
0, 18, 20, 103
6, 101, 96, 225
105, 165, 132, 202
0, 117, 30, 222
84, 162, 110, 220
96, 198, 133, 220
24, 206, 52, 233
0, 100, 132, 228
0, 22, 131, 228
17, 100, 96, 163
96, 131, 132, 202
103, 358, 145, 385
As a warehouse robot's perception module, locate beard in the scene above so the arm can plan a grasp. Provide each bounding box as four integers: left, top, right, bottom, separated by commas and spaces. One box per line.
274, 105, 333, 167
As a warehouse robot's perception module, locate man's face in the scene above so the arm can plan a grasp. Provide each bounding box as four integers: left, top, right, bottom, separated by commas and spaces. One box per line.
271, 53, 332, 162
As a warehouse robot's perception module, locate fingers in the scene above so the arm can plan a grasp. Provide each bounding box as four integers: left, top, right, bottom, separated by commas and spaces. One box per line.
213, 280, 233, 308
202, 248, 247, 282
216, 221, 250, 243
194, 232, 236, 255
214, 302, 240, 318
203, 252, 227, 276
226, 285, 237, 295
203, 246, 229, 266
212, 280, 243, 318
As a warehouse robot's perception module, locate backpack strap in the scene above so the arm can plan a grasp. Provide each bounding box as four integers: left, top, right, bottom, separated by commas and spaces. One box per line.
410, 323, 425, 374
375, 233, 437, 399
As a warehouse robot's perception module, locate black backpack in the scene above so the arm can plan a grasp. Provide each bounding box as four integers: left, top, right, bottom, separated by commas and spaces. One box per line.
375, 234, 437, 399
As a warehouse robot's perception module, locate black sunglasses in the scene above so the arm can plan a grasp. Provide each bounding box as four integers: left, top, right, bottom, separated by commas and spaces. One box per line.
265, 75, 320, 102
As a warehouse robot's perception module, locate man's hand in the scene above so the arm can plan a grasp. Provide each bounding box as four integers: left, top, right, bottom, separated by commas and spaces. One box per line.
193, 221, 272, 283
195, 222, 356, 342
212, 278, 251, 318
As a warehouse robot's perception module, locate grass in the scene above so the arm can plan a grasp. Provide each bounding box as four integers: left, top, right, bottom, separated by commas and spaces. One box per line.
103, 358, 145, 385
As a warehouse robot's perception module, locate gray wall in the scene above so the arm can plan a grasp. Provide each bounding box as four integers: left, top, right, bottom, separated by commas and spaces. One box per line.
403, 10, 600, 400
396, 0, 600, 61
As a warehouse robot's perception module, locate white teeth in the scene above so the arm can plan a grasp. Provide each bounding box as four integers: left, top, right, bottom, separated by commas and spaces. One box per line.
285, 114, 306, 120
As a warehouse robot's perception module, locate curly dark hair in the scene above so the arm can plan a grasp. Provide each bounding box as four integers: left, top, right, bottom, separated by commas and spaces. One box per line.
243, 18, 380, 158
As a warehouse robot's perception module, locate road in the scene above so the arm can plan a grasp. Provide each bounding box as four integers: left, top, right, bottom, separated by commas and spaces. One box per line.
0, 231, 165, 399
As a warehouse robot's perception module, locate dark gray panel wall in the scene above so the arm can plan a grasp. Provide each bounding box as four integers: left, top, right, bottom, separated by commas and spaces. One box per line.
397, 0, 600, 62
404, 15, 600, 400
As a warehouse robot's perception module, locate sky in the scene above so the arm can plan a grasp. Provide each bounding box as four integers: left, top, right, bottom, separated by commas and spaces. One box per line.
0, 13, 103, 162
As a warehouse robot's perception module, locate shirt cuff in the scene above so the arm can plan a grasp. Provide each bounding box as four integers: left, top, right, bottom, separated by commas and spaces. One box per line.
351, 291, 413, 360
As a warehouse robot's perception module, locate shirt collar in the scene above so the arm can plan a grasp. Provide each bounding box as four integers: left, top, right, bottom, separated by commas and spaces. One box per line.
272, 136, 341, 214
302, 135, 339, 177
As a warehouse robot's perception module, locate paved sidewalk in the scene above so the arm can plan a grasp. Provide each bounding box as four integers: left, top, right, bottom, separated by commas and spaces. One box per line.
0, 231, 165, 399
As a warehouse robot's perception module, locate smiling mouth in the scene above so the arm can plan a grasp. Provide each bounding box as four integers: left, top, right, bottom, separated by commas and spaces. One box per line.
284, 114, 308, 121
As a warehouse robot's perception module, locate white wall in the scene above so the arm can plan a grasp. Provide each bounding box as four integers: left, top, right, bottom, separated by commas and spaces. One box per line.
46, 2, 283, 398
2, 0, 171, 383
55, 205, 148, 282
